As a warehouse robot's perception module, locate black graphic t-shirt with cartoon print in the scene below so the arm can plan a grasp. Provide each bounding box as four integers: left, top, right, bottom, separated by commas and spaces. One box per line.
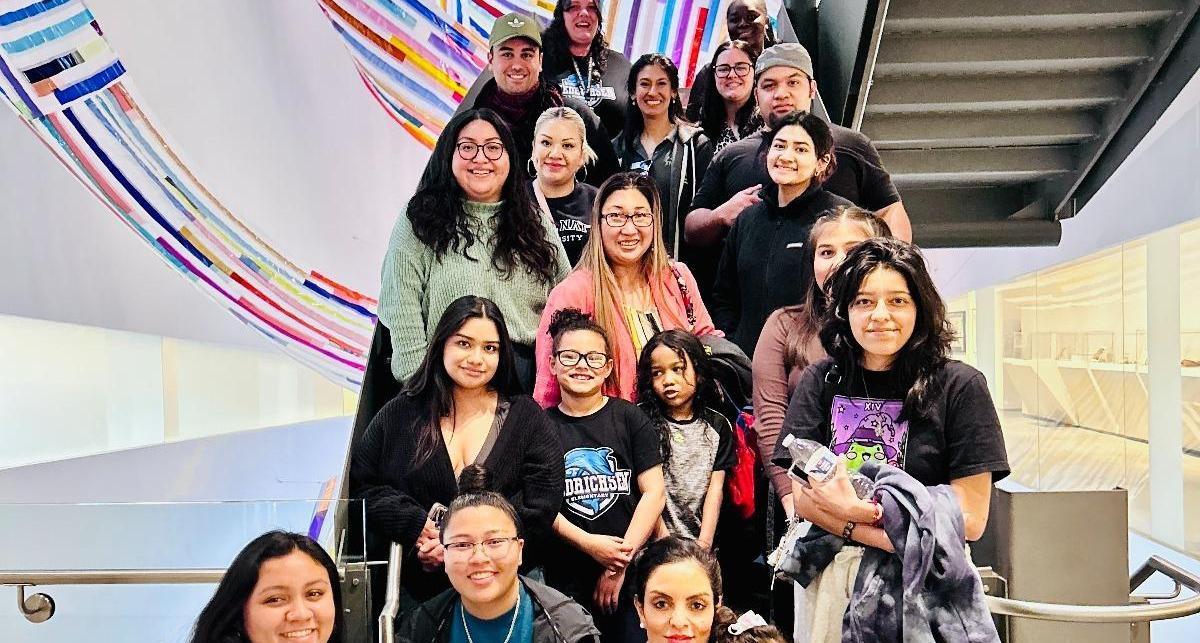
545, 397, 662, 596
773, 358, 1010, 487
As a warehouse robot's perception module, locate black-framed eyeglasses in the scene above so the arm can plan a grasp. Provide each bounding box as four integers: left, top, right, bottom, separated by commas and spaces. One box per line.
456, 141, 505, 161
714, 63, 753, 78
443, 537, 520, 559
554, 349, 610, 369
602, 211, 654, 228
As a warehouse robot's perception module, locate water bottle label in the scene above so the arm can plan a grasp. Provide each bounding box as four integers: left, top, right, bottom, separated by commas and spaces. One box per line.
805, 449, 838, 482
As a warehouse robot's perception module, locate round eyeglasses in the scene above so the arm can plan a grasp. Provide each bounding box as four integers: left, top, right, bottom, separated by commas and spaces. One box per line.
443, 537, 520, 560
602, 211, 654, 228
554, 349, 610, 369
456, 141, 506, 161
714, 63, 753, 78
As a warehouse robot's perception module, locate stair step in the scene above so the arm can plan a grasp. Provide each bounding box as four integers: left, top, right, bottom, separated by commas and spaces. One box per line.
885, 11, 1178, 35
865, 112, 1099, 149
883, 146, 1078, 188
866, 73, 1126, 115
894, 186, 1031, 223
887, 0, 1181, 22
874, 28, 1154, 77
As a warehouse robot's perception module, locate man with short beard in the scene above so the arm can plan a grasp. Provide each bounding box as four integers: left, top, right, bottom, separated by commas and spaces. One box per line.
459, 12, 619, 187
685, 43, 911, 252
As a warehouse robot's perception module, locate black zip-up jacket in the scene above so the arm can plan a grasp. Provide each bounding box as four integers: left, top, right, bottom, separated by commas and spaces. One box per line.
711, 182, 850, 357
398, 577, 602, 643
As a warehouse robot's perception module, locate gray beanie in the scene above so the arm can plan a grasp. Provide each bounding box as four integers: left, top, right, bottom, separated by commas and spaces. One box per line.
755, 42, 814, 78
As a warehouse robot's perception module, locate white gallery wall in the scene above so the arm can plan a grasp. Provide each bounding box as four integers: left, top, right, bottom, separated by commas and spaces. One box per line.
0, 0, 424, 348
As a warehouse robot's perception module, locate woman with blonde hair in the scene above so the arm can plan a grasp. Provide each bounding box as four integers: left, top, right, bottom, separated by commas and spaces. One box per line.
531, 107, 600, 265
532, 172, 720, 407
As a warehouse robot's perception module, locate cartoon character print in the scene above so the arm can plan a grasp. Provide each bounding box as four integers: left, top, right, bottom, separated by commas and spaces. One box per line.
563, 447, 633, 519
829, 396, 908, 473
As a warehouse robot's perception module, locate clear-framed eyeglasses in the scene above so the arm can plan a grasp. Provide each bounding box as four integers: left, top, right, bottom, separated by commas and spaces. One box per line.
456, 141, 506, 161
443, 537, 521, 560
714, 62, 753, 78
602, 211, 654, 228
554, 349, 611, 369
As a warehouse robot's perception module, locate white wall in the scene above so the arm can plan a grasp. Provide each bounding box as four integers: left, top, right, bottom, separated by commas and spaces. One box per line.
0, 0, 424, 348
928, 69, 1200, 298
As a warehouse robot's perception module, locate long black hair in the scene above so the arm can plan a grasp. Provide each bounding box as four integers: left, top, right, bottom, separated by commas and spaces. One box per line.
542, 0, 609, 79
819, 237, 956, 421
630, 535, 723, 605
635, 330, 721, 460
697, 40, 761, 143
404, 295, 520, 467
190, 531, 343, 643
759, 110, 837, 185
407, 108, 560, 285
619, 54, 688, 167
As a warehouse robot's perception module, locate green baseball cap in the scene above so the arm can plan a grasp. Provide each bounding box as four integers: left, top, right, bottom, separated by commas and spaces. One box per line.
489, 12, 542, 49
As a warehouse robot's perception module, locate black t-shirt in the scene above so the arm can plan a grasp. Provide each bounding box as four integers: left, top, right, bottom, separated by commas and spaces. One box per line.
690, 125, 901, 213
542, 182, 597, 266
550, 49, 632, 139
773, 359, 1010, 487
545, 398, 662, 593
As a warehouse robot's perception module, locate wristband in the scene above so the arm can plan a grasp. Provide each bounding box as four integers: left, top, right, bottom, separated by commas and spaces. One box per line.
841, 520, 857, 540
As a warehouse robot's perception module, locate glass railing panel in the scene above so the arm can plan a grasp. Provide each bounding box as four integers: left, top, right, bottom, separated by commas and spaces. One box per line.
0, 499, 365, 643
0, 312, 356, 470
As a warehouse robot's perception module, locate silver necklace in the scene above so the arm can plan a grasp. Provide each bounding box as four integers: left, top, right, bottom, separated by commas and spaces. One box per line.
461, 590, 521, 643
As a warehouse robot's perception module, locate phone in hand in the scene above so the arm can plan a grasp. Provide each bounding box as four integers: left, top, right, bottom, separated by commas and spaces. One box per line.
427, 502, 448, 529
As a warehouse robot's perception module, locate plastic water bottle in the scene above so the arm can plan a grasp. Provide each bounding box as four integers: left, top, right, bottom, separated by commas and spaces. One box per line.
780, 434, 875, 499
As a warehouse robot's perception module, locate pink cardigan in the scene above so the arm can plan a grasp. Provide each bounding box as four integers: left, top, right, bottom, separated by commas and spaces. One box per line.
533, 261, 720, 408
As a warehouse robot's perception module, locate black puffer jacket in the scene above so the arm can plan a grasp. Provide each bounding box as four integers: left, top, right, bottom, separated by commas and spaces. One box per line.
397, 578, 601, 643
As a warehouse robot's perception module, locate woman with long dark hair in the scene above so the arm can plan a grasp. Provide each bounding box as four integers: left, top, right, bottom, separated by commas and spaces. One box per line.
378, 108, 569, 391
352, 295, 563, 606
695, 40, 761, 154
533, 172, 720, 407
774, 238, 1009, 641
541, 0, 632, 137
711, 110, 851, 358
190, 531, 343, 643
685, 0, 777, 123
614, 54, 713, 261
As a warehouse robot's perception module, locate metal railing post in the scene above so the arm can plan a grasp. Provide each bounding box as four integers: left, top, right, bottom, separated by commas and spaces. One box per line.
378, 542, 402, 643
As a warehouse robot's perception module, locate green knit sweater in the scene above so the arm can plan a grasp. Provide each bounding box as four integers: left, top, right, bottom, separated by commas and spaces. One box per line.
378, 199, 569, 382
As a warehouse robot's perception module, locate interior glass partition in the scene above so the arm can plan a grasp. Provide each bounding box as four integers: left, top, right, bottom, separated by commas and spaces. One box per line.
949, 220, 1200, 558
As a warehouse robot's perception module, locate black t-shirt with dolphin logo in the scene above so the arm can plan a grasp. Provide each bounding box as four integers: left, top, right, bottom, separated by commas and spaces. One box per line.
545, 397, 661, 594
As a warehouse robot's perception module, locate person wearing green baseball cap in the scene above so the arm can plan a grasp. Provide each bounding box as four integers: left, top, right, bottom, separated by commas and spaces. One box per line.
456, 11, 618, 189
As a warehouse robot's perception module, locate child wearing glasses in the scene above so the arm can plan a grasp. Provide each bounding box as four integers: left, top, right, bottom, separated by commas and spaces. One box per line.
533, 172, 721, 408
542, 307, 665, 643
